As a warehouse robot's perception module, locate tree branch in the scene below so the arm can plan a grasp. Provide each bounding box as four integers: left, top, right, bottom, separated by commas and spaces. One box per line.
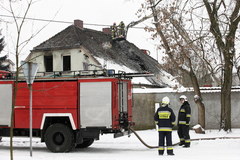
149, 0, 163, 8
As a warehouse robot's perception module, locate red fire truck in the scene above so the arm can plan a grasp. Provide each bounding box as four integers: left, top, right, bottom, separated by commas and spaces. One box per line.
0, 71, 134, 152
0, 70, 11, 79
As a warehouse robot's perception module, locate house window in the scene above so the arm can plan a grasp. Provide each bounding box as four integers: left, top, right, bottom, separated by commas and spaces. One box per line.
63, 56, 71, 71
44, 55, 53, 72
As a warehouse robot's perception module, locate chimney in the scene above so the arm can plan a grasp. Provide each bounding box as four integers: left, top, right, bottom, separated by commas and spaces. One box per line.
141, 49, 150, 55
102, 28, 111, 35
74, 19, 83, 29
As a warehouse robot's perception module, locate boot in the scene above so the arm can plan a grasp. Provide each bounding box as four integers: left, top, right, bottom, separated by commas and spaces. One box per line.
183, 144, 190, 148
183, 141, 190, 148
167, 150, 174, 156
158, 150, 164, 155
179, 141, 185, 146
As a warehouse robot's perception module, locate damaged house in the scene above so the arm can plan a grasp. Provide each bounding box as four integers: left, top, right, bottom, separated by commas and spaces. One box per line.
27, 19, 178, 87
0, 55, 14, 71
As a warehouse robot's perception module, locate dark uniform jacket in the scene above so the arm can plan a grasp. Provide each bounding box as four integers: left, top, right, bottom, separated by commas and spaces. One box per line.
154, 105, 176, 131
177, 101, 191, 126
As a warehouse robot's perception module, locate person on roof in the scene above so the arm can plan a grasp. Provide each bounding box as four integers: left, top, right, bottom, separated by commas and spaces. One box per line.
118, 21, 126, 38
177, 95, 191, 148
111, 22, 117, 39
154, 96, 176, 156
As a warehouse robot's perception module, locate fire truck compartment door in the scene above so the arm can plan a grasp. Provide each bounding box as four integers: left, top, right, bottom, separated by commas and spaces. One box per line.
80, 82, 112, 128
0, 84, 12, 126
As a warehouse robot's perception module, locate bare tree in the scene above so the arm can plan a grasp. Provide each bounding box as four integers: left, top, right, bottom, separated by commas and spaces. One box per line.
203, 0, 240, 131
134, 0, 207, 129
8, 0, 33, 158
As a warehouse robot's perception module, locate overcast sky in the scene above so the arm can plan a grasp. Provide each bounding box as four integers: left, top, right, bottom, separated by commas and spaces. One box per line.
0, 0, 158, 64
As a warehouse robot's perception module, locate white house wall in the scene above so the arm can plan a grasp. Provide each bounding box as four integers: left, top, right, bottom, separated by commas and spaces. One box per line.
29, 52, 45, 72
28, 47, 101, 73
53, 51, 62, 71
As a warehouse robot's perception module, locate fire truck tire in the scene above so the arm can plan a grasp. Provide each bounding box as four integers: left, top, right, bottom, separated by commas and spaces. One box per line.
75, 138, 94, 148
44, 123, 74, 152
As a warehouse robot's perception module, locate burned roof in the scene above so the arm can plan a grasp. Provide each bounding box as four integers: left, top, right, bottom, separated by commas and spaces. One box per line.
32, 25, 167, 86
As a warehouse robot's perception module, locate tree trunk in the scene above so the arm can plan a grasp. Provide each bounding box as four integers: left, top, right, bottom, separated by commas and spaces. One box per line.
188, 68, 206, 129
10, 49, 19, 160
198, 101, 205, 129
220, 59, 233, 131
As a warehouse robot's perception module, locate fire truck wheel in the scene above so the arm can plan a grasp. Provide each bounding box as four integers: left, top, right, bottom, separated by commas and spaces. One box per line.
44, 123, 74, 152
75, 138, 94, 148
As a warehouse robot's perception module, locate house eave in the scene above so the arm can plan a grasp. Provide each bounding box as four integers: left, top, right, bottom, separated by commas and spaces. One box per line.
31, 46, 82, 52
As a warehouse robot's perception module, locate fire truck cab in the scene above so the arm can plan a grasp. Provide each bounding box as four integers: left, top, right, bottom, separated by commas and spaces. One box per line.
0, 71, 133, 152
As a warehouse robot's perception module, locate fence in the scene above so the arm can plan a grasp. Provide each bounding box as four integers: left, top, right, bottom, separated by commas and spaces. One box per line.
132, 87, 240, 130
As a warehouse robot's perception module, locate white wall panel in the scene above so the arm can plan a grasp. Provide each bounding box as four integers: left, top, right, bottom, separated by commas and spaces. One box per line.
80, 82, 112, 128
0, 84, 12, 126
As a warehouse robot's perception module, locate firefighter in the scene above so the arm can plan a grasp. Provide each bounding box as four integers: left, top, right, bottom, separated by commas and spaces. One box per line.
111, 22, 117, 39
177, 95, 191, 148
154, 96, 176, 155
118, 21, 125, 38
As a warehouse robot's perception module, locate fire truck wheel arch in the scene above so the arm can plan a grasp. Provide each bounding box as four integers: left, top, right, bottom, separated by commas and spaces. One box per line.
40, 113, 76, 130
44, 123, 75, 152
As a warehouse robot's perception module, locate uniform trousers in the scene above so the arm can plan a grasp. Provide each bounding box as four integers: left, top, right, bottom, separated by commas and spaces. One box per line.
177, 125, 190, 146
158, 131, 173, 155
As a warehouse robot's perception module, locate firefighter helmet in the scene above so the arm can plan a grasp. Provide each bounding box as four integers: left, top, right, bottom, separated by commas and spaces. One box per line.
179, 95, 187, 101
161, 96, 170, 107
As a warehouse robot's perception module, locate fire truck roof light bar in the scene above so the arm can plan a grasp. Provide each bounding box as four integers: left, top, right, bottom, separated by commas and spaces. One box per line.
0, 69, 154, 80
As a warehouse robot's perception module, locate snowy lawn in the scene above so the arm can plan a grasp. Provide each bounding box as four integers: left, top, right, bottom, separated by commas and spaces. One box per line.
1, 129, 240, 160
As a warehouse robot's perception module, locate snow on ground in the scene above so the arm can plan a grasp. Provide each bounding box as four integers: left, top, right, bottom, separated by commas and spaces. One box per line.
1, 129, 240, 160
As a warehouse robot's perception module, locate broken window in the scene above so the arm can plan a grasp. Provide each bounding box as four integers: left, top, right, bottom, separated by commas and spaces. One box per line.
63, 56, 71, 71
44, 55, 53, 72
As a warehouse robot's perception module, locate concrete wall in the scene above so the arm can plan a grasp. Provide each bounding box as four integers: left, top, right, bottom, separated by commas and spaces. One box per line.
132, 93, 156, 130
132, 90, 240, 130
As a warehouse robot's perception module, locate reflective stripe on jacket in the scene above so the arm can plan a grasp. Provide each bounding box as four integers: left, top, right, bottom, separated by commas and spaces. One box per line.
177, 101, 191, 126
154, 105, 176, 131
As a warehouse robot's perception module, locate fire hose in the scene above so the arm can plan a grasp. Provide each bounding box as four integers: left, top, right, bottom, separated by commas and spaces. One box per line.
129, 127, 240, 149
